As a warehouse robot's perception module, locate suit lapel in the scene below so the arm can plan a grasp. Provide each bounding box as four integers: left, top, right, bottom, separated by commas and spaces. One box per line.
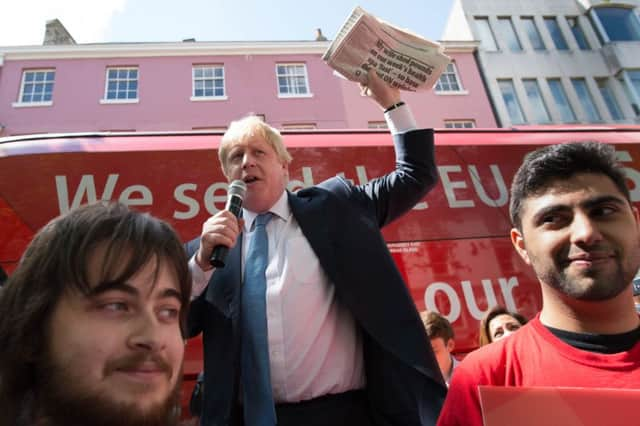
288, 190, 338, 284
205, 238, 242, 319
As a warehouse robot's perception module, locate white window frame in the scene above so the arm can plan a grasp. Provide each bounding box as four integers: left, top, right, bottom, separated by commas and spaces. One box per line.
520, 16, 546, 51
547, 78, 578, 123
13, 68, 55, 107
591, 6, 640, 43
191, 64, 227, 101
567, 16, 591, 50
281, 123, 316, 130
192, 126, 228, 132
496, 17, 523, 52
544, 17, 569, 50
474, 17, 499, 51
571, 77, 602, 122
276, 63, 312, 98
596, 78, 624, 121
100, 66, 139, 104
522, 78, 551, 124
434, 62, 468, 95
368, 121, 388, 129
498, 79, 526, 125
444, 120, 476, 129
619, 70, 640, 115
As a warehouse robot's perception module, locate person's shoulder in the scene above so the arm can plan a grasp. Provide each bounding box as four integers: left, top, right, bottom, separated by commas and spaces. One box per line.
459, 340, 509, 372
295, 176, 351, 199
461, 321, 537, 375
459, 327, 529, 372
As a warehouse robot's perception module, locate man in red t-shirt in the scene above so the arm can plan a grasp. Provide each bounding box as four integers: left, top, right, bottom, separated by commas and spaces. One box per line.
438, 142, 640, 426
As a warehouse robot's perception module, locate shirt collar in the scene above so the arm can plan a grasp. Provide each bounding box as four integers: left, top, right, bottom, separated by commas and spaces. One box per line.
242, 190, 289, 232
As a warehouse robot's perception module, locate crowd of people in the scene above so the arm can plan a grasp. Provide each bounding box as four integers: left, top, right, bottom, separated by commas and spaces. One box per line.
1, 69, 639, 426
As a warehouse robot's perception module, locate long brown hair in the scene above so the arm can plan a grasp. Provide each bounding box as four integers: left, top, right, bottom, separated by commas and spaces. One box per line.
478, 305, 527, 347
0, 202, 191, 422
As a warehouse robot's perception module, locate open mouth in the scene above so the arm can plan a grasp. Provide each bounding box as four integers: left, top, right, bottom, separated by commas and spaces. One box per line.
243, 176, 259, 184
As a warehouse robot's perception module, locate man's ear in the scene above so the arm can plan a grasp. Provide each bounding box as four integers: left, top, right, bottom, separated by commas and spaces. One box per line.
510, 227, 531, 265
221, 163, 230, 181
632, 205, 640, 229
446, 338, 455, 353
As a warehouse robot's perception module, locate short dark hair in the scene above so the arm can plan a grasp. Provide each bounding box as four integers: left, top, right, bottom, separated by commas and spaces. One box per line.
0, 202, 191, 417
421, 311, 454, 343
509, 141, 629, 230
478, 305, 527, 347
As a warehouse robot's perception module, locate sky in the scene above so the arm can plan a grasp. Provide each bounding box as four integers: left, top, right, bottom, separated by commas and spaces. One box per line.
0, 0, 454, 46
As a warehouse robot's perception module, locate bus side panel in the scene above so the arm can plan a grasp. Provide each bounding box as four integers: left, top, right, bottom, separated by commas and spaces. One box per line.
0, 196, 35, 274
390, 238, 541, 354
3, 132, 640, 404
0, 143, 535, 243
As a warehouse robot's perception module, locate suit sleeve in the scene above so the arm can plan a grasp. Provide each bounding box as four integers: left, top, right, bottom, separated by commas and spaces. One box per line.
319, 128, 437, 228
185, 237, 205, 338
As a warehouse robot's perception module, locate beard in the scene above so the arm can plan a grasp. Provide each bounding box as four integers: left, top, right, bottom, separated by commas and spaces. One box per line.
34, 352, 183, 426
533, 244, 639, 301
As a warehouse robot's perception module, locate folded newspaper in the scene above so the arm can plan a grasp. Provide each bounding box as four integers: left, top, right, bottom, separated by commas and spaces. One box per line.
323, 6, 451, 92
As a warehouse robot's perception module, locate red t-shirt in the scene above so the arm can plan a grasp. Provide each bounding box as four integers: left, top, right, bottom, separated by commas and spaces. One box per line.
437, 315, 640, 426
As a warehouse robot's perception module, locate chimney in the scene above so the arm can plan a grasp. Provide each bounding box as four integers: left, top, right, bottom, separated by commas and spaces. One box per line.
315, 28, 327, 41
43, 19, 76, 45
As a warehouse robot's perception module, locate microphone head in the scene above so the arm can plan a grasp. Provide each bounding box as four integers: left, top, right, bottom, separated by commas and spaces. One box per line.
228, 180, 247, 199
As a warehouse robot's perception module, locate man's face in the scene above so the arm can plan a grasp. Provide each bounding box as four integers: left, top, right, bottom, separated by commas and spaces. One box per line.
43, 249, 185, 425
488, 314, 522, 342
430, 337, 454, 379
224, 135, 288, 213
511, 173, 640, 302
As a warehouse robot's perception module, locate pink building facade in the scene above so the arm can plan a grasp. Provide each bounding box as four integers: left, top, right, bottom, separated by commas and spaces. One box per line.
0, 39, 496, 136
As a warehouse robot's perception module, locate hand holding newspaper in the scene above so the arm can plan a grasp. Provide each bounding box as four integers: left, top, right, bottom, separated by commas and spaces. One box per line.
323, 6, 451, 92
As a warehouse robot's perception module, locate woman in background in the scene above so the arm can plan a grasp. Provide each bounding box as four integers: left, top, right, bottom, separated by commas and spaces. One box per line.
479, 305, 527, 347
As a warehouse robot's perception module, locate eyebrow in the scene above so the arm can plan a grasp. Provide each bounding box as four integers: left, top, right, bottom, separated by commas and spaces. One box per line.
228, 145, 244, 154
89, 281, 138, 297
531, 195, 627, 224
160, 288, 184, 305
88, 281, 183, 305
581, 195, 627, 210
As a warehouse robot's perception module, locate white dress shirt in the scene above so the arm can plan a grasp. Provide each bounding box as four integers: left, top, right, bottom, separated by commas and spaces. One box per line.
190, 105, 417, 402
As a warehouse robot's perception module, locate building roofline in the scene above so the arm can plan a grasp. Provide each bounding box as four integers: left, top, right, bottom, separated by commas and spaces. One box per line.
0, 39, 477, 61
439, 40, 479, 52
0, 40, 332, 60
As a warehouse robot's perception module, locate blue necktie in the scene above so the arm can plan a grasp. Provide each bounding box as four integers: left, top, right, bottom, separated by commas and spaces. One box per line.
241, 213, 276, 426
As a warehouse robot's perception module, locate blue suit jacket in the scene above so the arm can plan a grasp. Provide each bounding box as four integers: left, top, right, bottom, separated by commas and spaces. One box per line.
186, 128, 447, 425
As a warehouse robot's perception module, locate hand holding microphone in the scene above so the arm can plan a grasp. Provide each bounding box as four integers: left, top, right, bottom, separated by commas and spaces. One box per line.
208, 180, 247, 268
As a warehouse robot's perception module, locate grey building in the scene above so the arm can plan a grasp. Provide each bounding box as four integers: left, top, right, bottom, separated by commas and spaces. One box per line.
442, 0, 640, 126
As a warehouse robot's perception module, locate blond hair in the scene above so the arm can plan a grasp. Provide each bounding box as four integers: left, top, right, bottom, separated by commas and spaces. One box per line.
218, 115, 292, 176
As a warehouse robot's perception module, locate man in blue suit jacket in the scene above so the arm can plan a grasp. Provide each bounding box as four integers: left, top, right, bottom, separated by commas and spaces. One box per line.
186, 71, 446, 426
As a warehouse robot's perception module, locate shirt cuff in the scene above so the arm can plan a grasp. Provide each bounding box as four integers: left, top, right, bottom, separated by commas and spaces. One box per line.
189, 254, 214, 300
385, 103, 417, 135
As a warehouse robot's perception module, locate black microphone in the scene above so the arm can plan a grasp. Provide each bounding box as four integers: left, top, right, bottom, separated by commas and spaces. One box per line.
209, 180, 247, 268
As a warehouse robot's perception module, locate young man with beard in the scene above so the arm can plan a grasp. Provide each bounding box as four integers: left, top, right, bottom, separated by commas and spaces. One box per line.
0, 202, 191, 426
437, 142, 640, 426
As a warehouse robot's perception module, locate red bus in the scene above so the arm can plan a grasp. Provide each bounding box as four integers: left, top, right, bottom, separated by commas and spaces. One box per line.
3, 126, 640, 416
